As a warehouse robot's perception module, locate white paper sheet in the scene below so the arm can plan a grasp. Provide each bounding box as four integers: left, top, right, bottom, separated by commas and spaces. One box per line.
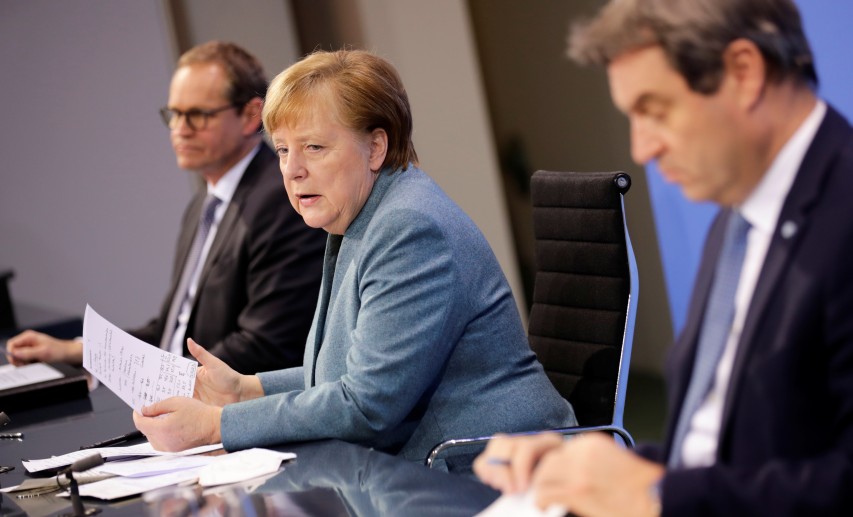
198, 448, 296, 487
22, 442, 223, 473
82, 305, 197, 411
71, 469, 201, 500
0, 363, 63, 390
97, 454, 215, 478
476, 491, 567, 517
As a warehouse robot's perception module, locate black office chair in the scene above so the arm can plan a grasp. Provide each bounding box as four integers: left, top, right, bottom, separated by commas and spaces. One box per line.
0, 269, 17, 333
426, 170, 638, 468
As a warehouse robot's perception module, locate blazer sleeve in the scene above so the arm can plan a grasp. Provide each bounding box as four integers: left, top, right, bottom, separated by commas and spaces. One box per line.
219, 207, 466, 450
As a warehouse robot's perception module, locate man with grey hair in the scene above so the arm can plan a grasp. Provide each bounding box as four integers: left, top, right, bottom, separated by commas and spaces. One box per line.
475, 1, 853, 515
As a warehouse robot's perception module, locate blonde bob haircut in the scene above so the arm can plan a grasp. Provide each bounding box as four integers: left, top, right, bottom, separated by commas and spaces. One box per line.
263, 49, 418, 172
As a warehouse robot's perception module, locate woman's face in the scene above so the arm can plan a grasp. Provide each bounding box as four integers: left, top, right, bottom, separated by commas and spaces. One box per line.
271, 99, 388, 235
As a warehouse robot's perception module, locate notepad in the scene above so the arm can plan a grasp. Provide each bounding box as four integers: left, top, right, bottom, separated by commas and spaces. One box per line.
0, 362, 88, 412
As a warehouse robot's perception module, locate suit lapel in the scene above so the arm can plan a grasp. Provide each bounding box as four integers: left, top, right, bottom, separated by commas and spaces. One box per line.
309, 235, 342, 386
166, 193, 205, 305
662, 211, 726, 455
718, 106, 850, 451
193, 146, 268, 298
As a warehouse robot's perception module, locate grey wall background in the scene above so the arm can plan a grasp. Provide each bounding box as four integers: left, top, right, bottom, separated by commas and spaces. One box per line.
0, 1, 186, 328
0, 0, 669, 374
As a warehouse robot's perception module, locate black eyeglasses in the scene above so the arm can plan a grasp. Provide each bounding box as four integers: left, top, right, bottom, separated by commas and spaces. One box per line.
159, 104, 237, 131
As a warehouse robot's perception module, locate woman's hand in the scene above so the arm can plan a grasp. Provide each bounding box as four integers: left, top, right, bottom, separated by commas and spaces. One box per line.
133, 397, 222, 452
188, 339, 264, 406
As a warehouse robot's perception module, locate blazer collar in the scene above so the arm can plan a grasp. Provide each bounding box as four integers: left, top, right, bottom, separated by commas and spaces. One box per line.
195, 144, 276, 292
342, 165, 409, 241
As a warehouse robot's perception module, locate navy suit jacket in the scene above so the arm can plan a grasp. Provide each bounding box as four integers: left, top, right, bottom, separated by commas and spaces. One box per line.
129, 144, 326, 374
643, 106, 853, 515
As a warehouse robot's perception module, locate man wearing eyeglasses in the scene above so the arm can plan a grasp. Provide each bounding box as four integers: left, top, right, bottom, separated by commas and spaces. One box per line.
6, 41, 326, 374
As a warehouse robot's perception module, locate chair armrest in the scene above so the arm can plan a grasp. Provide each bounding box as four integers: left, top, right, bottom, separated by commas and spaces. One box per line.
425, 424, 635, 468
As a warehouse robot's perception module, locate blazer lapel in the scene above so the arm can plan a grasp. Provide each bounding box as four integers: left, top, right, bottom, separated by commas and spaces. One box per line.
309, 235, 342, 386
195, 200, 239, 291
167, 193, 205, 304
662, 211, 727, 456
718, 106, 849, 451
193, 146, 268, 299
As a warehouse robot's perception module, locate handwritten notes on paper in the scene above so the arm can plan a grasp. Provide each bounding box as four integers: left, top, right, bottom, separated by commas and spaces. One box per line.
82, 305, 197, 412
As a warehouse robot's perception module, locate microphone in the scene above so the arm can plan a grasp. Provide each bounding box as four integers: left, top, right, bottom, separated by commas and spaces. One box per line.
62, 454, 105, 475
0, 412, 17, 474
58, 453, 104, 517
0, 411, 22, 439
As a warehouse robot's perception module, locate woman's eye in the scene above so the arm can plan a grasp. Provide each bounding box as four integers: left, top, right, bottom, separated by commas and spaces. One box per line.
275, 147, 288, 156
306, 144, 323, 151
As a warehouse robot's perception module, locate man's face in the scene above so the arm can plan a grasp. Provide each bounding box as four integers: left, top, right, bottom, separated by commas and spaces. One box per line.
607, 45, 755, 206
166, 63, 252, 183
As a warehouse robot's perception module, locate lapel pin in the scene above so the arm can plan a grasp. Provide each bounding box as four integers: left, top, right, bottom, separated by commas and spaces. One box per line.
780, 221, 797, 239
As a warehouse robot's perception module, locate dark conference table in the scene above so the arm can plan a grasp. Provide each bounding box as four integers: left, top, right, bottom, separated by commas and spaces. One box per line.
0, 384, 500, 516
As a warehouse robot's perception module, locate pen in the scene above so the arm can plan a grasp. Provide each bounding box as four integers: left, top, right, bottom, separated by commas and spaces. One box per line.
0, 432, 23, 439
79, 430, 145, 450
485, 457, 511, 466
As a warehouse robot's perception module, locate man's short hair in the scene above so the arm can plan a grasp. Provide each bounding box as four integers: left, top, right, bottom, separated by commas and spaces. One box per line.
568, 0, 817, 94
178, 41, 268, 108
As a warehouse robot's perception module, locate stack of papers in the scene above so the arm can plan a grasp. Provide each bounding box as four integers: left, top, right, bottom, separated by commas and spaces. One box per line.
8, 443, 294, 500
3, 307, 297, 500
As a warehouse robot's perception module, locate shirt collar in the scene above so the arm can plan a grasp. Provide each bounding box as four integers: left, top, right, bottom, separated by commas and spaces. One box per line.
206, 144, 261, 204
739, 100, 826, 234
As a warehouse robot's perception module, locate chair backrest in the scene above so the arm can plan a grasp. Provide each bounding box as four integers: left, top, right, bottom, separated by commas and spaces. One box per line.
0, 269, 17, 333
528, 170, 638, 429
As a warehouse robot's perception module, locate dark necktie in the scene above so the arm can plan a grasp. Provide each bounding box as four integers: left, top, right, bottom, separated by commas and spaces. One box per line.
159, 194, 222, 351
668, 211, 751, 468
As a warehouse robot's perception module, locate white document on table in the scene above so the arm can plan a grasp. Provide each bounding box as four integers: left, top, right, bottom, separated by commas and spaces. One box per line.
198, 448, 296, 487
62, 449, 296, 500
0, 363, 63, 390
22, 442, 223, 473
476, 491, 567, 517
71, 469, 201, 500
82, 304, 197, 412
97, 454, 216, 478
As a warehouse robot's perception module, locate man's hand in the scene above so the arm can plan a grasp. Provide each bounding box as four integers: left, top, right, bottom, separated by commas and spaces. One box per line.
474, 432, 564, 494
531, 433, 664, 517
5, 330, 83, 366
188, 338, 263, 406
133, 397, 222, 452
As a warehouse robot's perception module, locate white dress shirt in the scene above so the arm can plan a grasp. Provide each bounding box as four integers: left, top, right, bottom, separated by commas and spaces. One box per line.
679, 101, 827, 467
167, 144, 260, 356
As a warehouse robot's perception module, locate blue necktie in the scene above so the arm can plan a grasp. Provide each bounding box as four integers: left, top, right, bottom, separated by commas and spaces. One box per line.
160, 194, 222, 351
668, 211, 751, 468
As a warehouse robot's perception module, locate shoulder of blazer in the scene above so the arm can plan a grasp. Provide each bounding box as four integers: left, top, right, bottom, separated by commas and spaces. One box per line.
229, 143, 288, 212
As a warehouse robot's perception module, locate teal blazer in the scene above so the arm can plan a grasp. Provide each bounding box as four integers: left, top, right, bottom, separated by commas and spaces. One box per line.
220, 166, 576, 462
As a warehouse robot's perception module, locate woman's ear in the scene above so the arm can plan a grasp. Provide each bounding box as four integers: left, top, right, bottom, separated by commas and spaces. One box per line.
368, 128, 389, 171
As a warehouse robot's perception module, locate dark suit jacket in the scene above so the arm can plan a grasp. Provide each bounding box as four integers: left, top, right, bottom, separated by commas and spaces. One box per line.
639, 106, 853, 516
128, 144, 325, 374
